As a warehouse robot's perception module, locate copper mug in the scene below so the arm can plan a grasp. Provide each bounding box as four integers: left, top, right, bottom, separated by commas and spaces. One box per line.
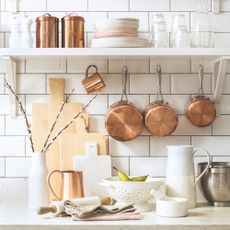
47, 170, 84, 201
82, 65, 105, 94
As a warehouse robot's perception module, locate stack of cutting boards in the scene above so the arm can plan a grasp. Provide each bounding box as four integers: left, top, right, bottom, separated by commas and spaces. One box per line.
32, 78, 111, 200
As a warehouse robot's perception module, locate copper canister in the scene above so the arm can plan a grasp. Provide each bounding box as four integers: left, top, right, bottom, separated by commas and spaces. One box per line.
36, 13, 59, 48
61, 14, 85, 48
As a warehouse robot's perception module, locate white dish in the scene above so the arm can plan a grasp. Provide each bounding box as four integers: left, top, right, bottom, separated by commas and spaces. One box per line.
94, 18, 139, 31
91, 37, 149, 48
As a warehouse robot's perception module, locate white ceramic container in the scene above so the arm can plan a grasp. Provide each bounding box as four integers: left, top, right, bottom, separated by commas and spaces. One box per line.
156, 197, 188, 217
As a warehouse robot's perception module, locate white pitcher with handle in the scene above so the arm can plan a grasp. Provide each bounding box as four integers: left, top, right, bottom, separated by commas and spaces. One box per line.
166, 145, 211, 208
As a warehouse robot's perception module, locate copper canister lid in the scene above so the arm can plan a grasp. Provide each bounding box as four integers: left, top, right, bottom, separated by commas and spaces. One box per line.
187, 97, 216, 127
61, 14, 85, 21
144, 103, 178, 137
105, 102, 143, 142
36, 13, 59, 21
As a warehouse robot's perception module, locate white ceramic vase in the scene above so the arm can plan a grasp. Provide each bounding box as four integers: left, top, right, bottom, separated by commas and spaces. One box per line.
28, 152, 49, 209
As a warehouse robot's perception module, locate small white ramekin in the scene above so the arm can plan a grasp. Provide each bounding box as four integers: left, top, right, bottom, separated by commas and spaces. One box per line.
156, 197, 188, 217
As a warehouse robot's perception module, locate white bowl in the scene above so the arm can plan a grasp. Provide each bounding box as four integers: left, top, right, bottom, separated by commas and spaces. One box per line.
101, 176, 162, 212
156, 197, 188, 217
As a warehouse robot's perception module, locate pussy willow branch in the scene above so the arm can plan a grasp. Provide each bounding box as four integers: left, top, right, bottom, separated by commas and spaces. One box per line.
42, 94, 98, 153
41, 89, 75, 153
4, 79, 34, 153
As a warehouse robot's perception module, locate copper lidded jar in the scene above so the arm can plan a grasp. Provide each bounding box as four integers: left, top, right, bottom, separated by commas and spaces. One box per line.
61, 14, 85, 48
36, 13, 59, 48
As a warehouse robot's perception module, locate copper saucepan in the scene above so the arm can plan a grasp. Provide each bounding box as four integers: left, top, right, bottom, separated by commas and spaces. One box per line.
144, 65, 178, 137
105, 65, 143, 141
186, 65, 216, 127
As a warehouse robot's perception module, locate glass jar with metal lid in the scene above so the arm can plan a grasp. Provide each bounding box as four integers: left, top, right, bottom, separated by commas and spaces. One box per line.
61, 14, 85, 48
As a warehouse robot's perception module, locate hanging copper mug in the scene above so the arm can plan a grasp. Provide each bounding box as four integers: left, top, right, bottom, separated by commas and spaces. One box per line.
47, 170, 84, 201
82, 65, 105, 94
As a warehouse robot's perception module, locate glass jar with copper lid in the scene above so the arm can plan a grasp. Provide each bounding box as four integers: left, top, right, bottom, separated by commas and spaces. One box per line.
61, 14, 85, 48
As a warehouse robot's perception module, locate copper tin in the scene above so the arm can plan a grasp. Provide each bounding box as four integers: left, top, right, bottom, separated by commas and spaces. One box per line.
105, 101, 143, 142
47, 170, 84, 201
36, 14, 59, 48
62, 15, 85, 48
187, 96, 216, 127
144, 101, 178, 137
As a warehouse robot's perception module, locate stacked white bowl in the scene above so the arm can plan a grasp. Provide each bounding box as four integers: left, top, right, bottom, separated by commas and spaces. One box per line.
91, 18, 149, 48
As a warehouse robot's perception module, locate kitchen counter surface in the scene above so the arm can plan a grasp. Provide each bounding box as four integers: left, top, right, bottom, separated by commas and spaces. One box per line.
0, 202, 230, 230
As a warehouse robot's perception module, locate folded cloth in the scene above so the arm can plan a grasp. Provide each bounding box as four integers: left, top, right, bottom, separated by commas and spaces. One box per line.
64, 200, 142, 221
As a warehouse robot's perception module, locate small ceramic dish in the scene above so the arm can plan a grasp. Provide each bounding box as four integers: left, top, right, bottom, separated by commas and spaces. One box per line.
156, 197, 188, 218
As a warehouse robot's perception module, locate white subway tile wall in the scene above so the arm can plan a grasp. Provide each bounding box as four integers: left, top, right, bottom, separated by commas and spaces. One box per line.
1, 0, 230, 201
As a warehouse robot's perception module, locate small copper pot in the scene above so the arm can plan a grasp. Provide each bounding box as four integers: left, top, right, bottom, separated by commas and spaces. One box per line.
61, 14, 85, 48
105, 65, 143, 141
186, 65, 216, 127
144, 65, 178, 137
82, 65, 105, 94
144, 101, 178, 137
36, 13, 59, 48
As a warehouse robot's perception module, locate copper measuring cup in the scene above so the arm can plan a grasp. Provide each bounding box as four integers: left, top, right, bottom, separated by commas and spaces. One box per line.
47, 170, 84, 201
105, 65, 143, 141
82, 65, 105, 94
144, 65, 178, 137
186, 65, 216, 127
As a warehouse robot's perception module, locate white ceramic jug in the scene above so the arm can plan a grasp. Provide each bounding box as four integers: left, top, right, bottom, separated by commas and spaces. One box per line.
166, 145, 211, 208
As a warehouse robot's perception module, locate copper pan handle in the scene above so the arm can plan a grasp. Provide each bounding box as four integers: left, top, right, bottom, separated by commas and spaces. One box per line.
120, 65, 128, 102
156, 64, 164, 102
198, 65, 205, 96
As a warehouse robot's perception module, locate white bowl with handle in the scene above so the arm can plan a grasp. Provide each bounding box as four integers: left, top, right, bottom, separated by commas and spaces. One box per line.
101, 176, 162, 212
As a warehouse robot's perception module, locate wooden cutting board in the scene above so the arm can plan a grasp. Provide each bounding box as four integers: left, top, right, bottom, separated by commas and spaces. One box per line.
32, 78, 83, 201
59, 114, 107, 171
73, 142, 111, 197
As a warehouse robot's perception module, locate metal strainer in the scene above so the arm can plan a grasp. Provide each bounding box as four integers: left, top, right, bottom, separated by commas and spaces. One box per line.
198, 162, 230, 207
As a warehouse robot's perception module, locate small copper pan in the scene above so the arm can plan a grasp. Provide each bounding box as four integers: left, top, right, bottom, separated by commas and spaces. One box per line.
186, 65, 216, 127
144, 65, 178, 137
105, 65, 143, 141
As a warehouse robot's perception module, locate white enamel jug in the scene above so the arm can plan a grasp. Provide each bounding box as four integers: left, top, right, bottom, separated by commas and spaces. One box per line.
166, 145, 211, 208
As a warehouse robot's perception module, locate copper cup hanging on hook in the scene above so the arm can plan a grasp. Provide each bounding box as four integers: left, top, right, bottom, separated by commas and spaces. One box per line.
144, 65, 178, 137
186, 65, 216, 127
105, 65, 144, 141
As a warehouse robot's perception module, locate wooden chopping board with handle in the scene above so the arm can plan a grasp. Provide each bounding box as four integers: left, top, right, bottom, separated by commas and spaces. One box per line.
32, 78, 82, 200
59, 114, 107, 171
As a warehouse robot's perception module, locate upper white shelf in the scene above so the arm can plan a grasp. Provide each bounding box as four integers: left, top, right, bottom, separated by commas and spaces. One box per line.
1, 48, 230, 59
1, 47, 230, 117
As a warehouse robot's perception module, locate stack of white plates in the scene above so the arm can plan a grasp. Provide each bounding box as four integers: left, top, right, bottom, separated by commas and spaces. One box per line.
91, 18, 149, 48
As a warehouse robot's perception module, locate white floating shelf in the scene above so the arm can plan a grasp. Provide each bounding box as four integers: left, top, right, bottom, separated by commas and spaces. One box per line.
1, 48, 230, 117
0, 48, 230, 59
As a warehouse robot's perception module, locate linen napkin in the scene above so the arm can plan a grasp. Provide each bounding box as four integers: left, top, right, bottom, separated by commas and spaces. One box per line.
64, 200, 142, 221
